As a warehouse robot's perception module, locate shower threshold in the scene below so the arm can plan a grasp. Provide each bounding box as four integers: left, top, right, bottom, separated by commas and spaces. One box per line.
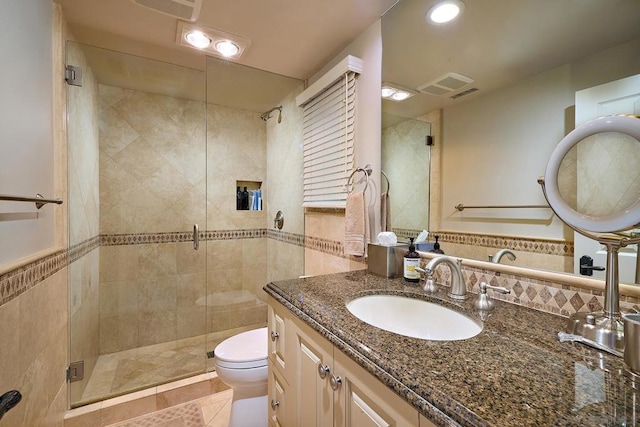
76, 323, 264, 407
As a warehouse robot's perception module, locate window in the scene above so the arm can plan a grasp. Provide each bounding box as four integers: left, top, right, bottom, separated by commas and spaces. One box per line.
297, 56, 362, 208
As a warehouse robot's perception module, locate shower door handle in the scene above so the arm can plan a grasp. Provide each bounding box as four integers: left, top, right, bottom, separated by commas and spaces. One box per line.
193, 224, 199, 250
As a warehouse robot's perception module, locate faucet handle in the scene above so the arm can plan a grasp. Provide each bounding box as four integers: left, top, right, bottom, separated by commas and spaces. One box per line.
475, 282, 511, 311
415, 267, 437, 293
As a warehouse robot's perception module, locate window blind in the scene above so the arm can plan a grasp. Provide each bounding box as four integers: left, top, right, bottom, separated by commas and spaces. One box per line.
301, 71, 358, 208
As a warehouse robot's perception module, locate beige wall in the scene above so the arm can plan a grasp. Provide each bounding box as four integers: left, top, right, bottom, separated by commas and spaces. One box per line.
303, 20, 382, 275
0, 4, 69, 426
0, 0, 56, 265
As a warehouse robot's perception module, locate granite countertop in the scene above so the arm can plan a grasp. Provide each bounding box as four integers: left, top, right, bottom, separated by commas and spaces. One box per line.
264, 270, 640, 427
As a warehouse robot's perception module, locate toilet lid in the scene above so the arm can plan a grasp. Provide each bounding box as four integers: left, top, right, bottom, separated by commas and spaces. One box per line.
214, 327, 268, 369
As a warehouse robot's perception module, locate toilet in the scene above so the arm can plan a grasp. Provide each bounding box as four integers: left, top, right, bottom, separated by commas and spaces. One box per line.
213, 327, 268, 427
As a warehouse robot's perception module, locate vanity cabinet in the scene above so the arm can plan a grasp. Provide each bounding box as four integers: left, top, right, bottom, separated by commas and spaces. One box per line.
267, 296, 435, 427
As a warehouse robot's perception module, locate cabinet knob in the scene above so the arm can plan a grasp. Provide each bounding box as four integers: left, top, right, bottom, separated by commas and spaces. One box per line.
329, 374, 342, 391
271, 399, 280, 410
317, 364, 330, 379
270, 331, 279, 342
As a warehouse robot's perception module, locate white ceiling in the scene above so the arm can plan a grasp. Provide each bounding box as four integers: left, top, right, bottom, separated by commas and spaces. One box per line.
54, 0, 399, 79
55, 0, 640, 118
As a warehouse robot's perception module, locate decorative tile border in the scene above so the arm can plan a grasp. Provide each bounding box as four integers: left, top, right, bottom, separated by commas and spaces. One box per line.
1, 249, 68, 306
2, 227, 588, 314
426, 262, 638, 317
433, 230, 573, 257
267, 229, 305, 246
393, 228, 424, 240
100, 229, 267, 246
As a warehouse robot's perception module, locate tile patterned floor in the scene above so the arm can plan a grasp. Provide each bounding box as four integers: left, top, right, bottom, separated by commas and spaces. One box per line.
194, 390, 233, 427
103, 389, 233, 427
80, 325, 263, 405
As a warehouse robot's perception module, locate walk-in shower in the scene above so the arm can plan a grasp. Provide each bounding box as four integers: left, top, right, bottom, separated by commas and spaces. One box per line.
66, 41, 304, 407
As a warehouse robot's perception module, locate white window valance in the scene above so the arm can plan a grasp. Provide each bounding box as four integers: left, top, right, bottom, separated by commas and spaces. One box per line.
298, 56, 362, 208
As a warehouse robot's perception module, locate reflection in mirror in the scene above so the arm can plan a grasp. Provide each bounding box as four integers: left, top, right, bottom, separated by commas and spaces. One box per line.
558, 132, 640, 217
381, 116, 431, 238
381, 0, 640, 282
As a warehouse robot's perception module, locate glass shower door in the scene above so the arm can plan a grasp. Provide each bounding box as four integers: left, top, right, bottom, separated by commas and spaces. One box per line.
204, 57, 305, 366
67, 41, 208, 407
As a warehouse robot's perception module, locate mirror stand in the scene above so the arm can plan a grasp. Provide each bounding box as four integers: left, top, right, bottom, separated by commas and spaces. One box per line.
565, 235, 629, 357
540, 177, 640, 357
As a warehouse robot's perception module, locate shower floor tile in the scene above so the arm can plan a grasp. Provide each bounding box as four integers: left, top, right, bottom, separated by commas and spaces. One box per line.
79, 323, 264, 405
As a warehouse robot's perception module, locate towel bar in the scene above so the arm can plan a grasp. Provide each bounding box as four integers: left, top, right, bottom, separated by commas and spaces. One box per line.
455, 203, 548, 211
0, 193, 63, 209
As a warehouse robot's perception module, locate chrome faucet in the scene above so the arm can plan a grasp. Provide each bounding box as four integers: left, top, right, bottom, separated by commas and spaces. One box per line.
423, 256, 468, 300
489, 248, 516, 264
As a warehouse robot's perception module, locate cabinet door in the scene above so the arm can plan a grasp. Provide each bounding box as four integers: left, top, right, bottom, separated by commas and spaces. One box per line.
333, 349, 420, 427
291, 318, 334, 427
268, 360, 293, 427
268, 297, 287, 373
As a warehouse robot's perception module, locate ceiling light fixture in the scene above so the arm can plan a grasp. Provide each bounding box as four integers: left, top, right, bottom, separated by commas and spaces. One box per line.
176, 21, 251, 60
214, 40, 240, 58
381, 82, 417, 102
185, 30, 211, 49
427, 0, 465, 24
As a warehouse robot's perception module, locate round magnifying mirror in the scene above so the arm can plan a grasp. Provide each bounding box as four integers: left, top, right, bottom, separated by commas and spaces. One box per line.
545, 115, 640, 233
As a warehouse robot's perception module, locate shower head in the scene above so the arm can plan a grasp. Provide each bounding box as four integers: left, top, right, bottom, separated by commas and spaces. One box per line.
261, 106, 282, 122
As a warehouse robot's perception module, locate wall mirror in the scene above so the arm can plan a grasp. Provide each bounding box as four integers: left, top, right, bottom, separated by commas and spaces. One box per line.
381, 0, 640, 284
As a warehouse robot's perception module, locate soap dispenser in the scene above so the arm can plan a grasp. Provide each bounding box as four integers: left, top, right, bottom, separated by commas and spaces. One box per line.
429, 235, 445, 254
403, 237, 420, 283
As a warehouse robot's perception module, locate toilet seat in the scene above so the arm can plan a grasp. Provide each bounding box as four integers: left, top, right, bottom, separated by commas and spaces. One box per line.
214, 327, 268, 369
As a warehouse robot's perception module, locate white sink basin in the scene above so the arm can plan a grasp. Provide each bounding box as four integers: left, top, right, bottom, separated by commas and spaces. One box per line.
346, 295, 482, 341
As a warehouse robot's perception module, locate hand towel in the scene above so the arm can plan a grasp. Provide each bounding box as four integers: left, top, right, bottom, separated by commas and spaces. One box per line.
380, 192, 391, 232
344, 191, 367, 257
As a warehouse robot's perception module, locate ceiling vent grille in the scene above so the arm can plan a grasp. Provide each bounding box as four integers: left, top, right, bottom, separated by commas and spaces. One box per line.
450, 87, 479, 100
132, 0, 202, 21
418, 72, 473, 96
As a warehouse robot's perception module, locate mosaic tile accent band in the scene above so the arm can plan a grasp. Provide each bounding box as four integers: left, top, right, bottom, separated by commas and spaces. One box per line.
432, 231, 573, 257
392, 228, 424, 240
100, 229, 268, 246
1, 249, 65, 306
267, 229, 305, 246
426, 263, 639, 318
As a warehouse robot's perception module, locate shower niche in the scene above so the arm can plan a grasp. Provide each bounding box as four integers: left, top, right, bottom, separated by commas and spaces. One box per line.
236, 180, 263, 211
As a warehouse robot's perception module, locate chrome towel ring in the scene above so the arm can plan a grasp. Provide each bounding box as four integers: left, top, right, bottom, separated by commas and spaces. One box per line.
346, 164, 372, 193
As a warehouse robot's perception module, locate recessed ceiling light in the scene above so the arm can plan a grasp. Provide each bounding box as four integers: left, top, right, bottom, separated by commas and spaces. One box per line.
381, 86, 396, 98
176, 21, 251, 60
215, 40, 240, 58
427, 0, 465, 24
391, 91, 411, 101
185, 30, 211, 49
381, 82, 417, 102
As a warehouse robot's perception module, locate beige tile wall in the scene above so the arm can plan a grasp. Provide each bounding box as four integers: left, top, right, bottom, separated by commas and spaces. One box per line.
99, 85, 207, 235
304, 209, 367, 276
98, 87, 269, 353
0, 267, 68, 426
382, 119, 431, 232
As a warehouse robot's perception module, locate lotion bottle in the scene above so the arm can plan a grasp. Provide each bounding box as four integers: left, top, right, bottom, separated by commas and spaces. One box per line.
403, 237, 420, 283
